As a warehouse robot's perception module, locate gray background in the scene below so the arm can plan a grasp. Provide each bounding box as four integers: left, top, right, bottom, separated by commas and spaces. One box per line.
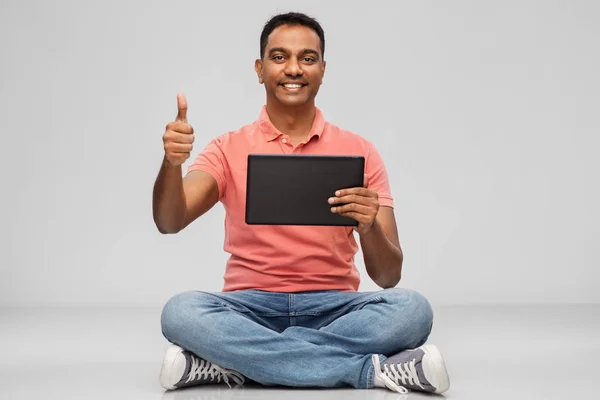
1, 0, 598, 308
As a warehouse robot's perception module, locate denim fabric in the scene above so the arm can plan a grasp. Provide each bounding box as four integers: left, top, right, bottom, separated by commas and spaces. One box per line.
160, 287, 433, 389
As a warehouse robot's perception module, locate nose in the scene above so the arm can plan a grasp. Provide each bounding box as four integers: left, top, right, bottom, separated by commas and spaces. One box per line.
284, 57, 303, 77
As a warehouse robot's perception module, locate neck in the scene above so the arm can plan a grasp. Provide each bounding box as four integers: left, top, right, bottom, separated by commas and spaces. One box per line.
265, 100, 316, 140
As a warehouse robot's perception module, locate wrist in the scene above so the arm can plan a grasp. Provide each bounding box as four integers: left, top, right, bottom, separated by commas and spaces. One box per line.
163, 156, 181, 169
358, 219, 379, 237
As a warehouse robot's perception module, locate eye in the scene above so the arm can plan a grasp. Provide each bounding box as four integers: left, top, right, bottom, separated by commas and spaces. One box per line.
303, 57, 315, 63
272, 55, 285, 61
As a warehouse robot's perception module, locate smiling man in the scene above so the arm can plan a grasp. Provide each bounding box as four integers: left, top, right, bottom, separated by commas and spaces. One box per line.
153, 12, 450, 396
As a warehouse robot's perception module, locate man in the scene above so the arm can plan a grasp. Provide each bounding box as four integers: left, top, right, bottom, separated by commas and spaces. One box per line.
152, 12, 450, 396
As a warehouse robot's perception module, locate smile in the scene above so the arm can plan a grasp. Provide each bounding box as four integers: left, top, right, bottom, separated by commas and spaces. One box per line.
280, 83, 306, 91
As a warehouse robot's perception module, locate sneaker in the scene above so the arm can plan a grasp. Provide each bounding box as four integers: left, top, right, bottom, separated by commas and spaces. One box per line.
372, 344, 450, 394
159, 344, 245, 390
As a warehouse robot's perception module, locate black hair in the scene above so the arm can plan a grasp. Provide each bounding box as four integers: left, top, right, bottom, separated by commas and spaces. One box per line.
260, 12, 325, 60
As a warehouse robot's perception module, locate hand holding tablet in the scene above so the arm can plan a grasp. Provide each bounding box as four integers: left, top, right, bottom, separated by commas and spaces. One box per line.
327, 174, 380, 235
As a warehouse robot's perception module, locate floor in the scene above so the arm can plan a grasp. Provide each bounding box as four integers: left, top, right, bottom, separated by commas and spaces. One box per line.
0, 304, 597, 400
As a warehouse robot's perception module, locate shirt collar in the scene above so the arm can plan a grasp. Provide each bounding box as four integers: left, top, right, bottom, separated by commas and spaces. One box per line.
258, 105, 326, 142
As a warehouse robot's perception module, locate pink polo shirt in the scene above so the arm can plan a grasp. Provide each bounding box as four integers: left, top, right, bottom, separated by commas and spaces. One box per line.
186, 106, 394, 293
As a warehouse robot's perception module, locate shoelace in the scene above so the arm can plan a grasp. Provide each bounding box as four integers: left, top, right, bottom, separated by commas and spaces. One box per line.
372, 354, 424, 395
186, 354, 245, 388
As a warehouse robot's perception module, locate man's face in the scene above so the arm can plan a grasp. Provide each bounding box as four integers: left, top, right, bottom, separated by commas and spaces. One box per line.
255, 24, 326, 108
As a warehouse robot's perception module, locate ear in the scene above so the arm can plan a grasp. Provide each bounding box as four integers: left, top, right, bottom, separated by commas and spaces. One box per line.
255, 59, 264, 84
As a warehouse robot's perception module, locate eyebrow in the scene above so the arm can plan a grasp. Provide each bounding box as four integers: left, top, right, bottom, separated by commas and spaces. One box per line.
268, 47, 320, 60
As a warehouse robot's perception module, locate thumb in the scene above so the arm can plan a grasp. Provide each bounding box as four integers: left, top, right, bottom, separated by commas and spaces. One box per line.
176, 92, 188, 122
364, 173, 369, 188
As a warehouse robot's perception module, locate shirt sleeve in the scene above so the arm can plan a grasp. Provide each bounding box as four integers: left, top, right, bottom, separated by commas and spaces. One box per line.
186, 136, 228, 201
365, 141, 394, 208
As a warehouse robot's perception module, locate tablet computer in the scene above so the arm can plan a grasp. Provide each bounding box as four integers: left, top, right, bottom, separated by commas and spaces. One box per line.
245, 154, 365, 226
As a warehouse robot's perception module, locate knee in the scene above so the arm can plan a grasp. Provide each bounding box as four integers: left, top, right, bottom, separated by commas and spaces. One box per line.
160, 291, 211, 341
161, 292, 190, 340
406, 290, 434, 337
384, 288, 434, 344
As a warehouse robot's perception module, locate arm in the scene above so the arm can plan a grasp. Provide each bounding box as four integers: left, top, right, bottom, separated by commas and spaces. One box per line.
153, 92, 220, 234
152, 160, 219, 234
359, 206, 403, 288
329, 186, 402, 289
330, 141, 401, 288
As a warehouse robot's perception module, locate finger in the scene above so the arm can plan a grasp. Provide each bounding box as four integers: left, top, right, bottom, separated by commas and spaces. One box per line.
337, 211, 369, 224
176, 92, 188, 122
335, 188, 369, 197
172, 132, 194, 144
166, 142, 194, 153
167, 121, 194, 135
169, 153, 190, 161
163, 130, 194, 145
331, 203, 371, 215
329, 193, 373, 206
334, 187, 374, 198
364, 173, 369, 188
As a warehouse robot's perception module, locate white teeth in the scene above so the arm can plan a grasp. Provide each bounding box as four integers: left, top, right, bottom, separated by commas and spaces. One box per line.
283, 84, 303, 88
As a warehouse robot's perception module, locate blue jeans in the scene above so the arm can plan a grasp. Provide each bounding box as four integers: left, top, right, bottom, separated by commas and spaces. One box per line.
160, 287, 433, 389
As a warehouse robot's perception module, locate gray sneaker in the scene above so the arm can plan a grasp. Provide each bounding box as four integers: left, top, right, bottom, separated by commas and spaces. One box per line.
372, 344, 450, 394
160, 344, 245, 390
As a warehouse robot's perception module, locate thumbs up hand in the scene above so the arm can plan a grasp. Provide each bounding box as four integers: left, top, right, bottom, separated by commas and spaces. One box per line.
163, 93, 194, 167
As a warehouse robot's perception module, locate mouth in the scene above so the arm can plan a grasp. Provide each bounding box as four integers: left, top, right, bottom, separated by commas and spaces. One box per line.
279, 82, 307, 92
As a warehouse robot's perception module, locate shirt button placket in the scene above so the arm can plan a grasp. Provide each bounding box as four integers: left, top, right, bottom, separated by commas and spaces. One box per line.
281, 137, 293, 154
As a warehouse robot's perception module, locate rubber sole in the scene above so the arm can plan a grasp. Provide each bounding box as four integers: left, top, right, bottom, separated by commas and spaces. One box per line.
421, 344, 450, 393
159, 344, 184, 390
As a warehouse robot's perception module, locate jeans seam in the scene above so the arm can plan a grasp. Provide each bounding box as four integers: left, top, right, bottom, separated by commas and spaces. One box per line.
366, 363, 374, 388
